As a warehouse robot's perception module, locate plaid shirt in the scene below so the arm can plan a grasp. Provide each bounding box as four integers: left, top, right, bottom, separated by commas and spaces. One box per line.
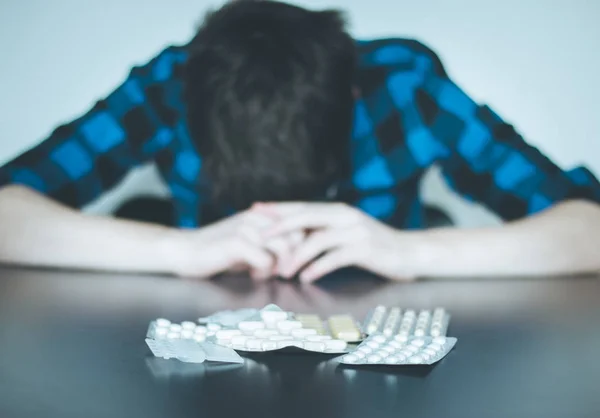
1, 38, 599, 228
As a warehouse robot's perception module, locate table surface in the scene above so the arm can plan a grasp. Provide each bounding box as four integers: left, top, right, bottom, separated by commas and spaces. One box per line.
0, 267, 599, 418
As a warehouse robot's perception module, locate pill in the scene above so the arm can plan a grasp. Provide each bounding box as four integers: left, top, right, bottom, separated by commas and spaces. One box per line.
423, 348, 437, 356
404, 310, 416, 317
389, 341, 403, 348
373, 335, 387, 344
193, 334, 206, 342
291, 328, 318, 338
343, 354, 358, 363
277, 340, 303, 349
409, 355, 423, 364
367, 354, 382, 363
260, 310, 288, 323
386, 356, 400, 364
254, 329, 279, 338
366, 341, 380, 349
405, 345, 419, 354
354, 351, 366, 360
430, 329, 442, 337
303, 341, 326, 352
433, 337, 447, 345
231, 335, 249, 346
156, 318, 171, 327
394, 334, 409, 342
169, 324, 182, 333
328, 315, 362, 341
382, 345, 396, 353
396, 354, 407, 362
411, 339, 426, 347
277, 320, 303, 333
269, 335, 289, 341
428, 343, 443, 352
167, 332, 180, 339
239, 321, 266, 332
295, 314, 327, 334
400, 349, 414, 357
414, 329, 426, 337
376, 350, 390, 358
305, 335, 331, 342
358, 346, 373, 354
181, 321, 196, 330
216, 329, 242, 340
246, 339, 264, 350
181, 330, 194, 339
207, 323, 221, 332
194, 326, 207, 334
420, 353, 431, 361
366, 305, 387, 334
154, 327, 168, 338
324, 339, 347, 351
261, 341, 278, 351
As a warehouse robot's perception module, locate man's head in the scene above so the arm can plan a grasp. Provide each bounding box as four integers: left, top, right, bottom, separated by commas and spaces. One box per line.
184, 0, 357, 211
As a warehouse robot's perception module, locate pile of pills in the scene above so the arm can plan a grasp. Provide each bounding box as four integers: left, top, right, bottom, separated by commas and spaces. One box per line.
364, 306, 449, 338
339, 334, 456, 366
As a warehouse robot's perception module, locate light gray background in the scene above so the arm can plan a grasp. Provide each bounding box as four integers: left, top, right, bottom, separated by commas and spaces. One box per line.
1, 0, 598, 226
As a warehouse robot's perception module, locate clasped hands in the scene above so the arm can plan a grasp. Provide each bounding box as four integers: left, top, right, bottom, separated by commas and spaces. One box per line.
174, 201, 422, 283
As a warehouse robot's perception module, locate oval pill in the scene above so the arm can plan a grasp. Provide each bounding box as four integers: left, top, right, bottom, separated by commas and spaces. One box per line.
409, 355, 423, 364
325, 339, 347, 351
181, 321, 196, 330
291, 328, 318, 338
155, 318, 171, 327
367, 355, 382, 363
303, 341, 326, 352
343, 354, 358, 363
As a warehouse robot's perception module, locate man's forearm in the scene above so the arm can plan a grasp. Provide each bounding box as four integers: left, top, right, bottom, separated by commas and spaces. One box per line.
0, 185, 181, 274
410, 200, 600, 278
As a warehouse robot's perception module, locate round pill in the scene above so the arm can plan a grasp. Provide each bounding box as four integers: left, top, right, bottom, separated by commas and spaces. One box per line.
325, 339, 347, 351
167, 332, 180, 339
414, 329, 426, 337
411, 339, 426, 348
343, 354, 358, 364
366, 341, 380, 349
169, 324, 182, 333
303, 341, 326, 352
354, 351, 366, 360
389, 340, 403, 348
386, 356, 400, 364
207, 323, 221, 332
428, 343, 443, 352
245, 339, 264, 350
404, 310, 416, 317
367, 354, 382, 363
291, 328, 318, 338
433, 337, 447, 345
358, 346, 373, 354
405, 345, 419, 354
383, 328, 394, 337
409, 355, 423, 364
394, 334, 408, 342
396, 354, 407, 362
382, 345, 396, 353
261, 341, 278, 351
181, 321, 196, 330
194, 326, 207, 334
423, 348, 437, 356
181, 330, 194, 339
420, 353, 431, 361
231, 335, 248, 346
260, 310, 288, 323
430, 329, 442, 337
373, 335, 387, 343
154, 327, 168, 338
155, 318, 171, 327
400, 349, 413, 357
376, 350, 390, 358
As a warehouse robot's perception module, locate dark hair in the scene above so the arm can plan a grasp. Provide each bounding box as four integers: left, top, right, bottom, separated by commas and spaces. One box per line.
184, 0, 357, 211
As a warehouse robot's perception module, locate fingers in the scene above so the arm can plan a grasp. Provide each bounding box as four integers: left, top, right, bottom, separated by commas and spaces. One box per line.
234, 238, 275, 281
299, 247, 358, 283
262, 204, 361, 237
281, 228, 351, 278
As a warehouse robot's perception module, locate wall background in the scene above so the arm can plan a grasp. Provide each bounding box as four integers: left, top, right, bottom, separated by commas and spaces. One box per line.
1, 0, 598, 226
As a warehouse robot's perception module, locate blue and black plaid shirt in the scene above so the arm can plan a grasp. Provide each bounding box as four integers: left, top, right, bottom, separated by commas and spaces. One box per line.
1, 38, 599, 228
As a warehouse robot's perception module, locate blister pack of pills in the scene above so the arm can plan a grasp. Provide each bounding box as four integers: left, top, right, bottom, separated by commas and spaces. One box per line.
145, 318, 243, 364
208, 305, 356, 354
338, 334, 456, 366
363, 306, 450, 338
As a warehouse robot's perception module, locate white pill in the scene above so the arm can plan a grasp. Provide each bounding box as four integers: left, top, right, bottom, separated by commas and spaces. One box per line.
420, 353, 431, 362
409, 355, 423, 364
354, 351, 366, 360
430, 329, 441, 337
385, 356, 400, 364
181, 330, 194, 339
428, 343, 443, 352
181, 321, 196, 330
389, 341, 403, 349
305, 335, 331, 342
194, 326, 207, 334
406, 345, 419, 354
169, 324, 182, 333
154, 327, 168, 338
343, 354, 358, 363
358, 346, 373, 354
207, 323, 221, 332
156, 318, 171, 327
291, 328, 318, 338
261, 341, 278, 351
411, 339, 426, 348
324, 339, 347, 351
238, 321, 265, 332
254, 329, 279, 338
414, 329, 426, 337
167, 332, 180, 339
376, 350, 390, 358
433, 337, 447, 345
245, 339, 264, 350
216, 329, 242, 340
396, 354, 407, 362
394, 334, 409, 342
269, 335, 289, 341
193, 334, 206, 342
404, 310, 416, 317
373, 335, 387, 343
277, 340, 303, 349
382, 345, 396, 354
367, 354, 382, 363
260, 310, 288, 322
423, 348, 437, 356
366, 341, 380, 349
383, 328, 394, 337
303, 341, 326, 352
277, 320, 302, 332
231, 335, 248, 346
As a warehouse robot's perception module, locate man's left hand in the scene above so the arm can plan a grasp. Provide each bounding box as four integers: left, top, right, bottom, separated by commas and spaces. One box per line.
254, 202, 421, 283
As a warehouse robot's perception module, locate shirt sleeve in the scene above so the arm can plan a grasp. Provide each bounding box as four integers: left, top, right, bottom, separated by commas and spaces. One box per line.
412, 46, 600, 220
0, 46, 185, 208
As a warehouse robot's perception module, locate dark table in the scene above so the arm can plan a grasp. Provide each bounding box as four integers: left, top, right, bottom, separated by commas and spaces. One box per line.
0, 267, 599, 418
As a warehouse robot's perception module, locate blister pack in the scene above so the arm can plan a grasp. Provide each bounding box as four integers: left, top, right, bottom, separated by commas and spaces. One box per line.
338, 334, 457, 366
363, 306, 450, 339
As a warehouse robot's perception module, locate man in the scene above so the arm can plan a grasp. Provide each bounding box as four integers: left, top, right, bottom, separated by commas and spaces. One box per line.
0, 0, 599, 282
